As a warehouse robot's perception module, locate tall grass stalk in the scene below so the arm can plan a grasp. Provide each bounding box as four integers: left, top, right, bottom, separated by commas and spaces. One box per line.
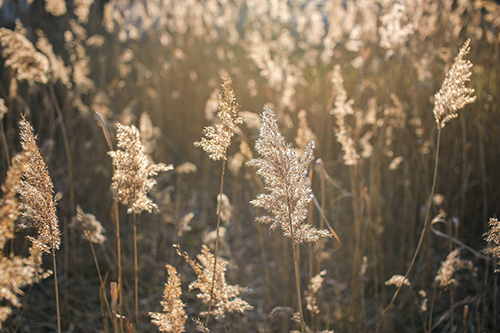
376, 128, 442, 332
51, 249, 61, 333
95, 112, 124, 333
114, 189, 124, 333
133, 212, 138, 329
206, 158, 226, 325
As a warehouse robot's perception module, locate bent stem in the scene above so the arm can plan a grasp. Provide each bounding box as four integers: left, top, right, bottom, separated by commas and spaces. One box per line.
376, 128, 442, 332
206, 158, 226, 325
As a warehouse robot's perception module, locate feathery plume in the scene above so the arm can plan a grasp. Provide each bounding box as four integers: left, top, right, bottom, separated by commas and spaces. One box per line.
74, 0, 94, 24
305, 270, 326, 314
295, 110, 316, 151
140, 112, 161, 156
176, 212, 193, 237
433, 39, 476, 129
177, 245, 253, 319
18, 116, 60, 253
0, 28, 49, 84
434, 249, 476, 290
35, 29, 72, 88
385, 275, 411, 288
149, 264, 187, 333
247, 106, 331, 244
71, 205, 106, 244
0, 126, 53, 328
0, 99, 7, 120
44, 0, 67, 16
216, 193, 232, 224
0, 152, 28, 250
192, 317, 211, 332
330, 65, 359, 166
175, 162, 197, 174
483, 217, 500, 272
194, 76, 244, 160
108, 123, 173, 214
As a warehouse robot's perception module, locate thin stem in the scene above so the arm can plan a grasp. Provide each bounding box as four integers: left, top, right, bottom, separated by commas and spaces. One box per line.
206, 159, 226, 325
133, 212, 139, 330
89, 239, 111, 332
0, 118, 10, 170
376, 128, 442, 332
428, 287, 436, 333
48, 84, 74, 311
286, 181, 305, 333
114, 192, 124, 333
292, 242, 306, 333
494, 263, 498, 332
52, 250, 61, 333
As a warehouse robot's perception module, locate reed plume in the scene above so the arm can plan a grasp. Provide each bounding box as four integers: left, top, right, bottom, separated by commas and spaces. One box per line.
0, 27, 49, 84
483, 217, 500, 272
71, 205, 106, 245
149, 264, 187, 333
0, 151, 49, 327
247, 106, 331, 244
330, 65, 359, 166
177, 245, 253, 320
247, 105, 331, 333
18, 116, 60, 256
194, 76, 243, 161
433, 249, 476, 290
17, 116, 61, 333
109, 123, 172, 215
433, 39, 476, 129
305, 269, 326, 315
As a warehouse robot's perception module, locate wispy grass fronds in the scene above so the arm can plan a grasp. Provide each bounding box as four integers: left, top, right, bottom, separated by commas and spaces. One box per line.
35, 29, 72, 88
330, 65, 359, 166
192, 317, 211, 332
434, 249, 476, 290
483, 217, 500, 272
44, 0, 67, 16
295, 110, 316, 152
194, 76, 243, 161
0, 28, 49, 84
216, 193, 232, 224
385, 275, 411, 288
305, 270, 326, 315
0, 152, 49, 328
433, 39, 476, 129
177, 245, 253, 320
149, 264, 187, 333
109, 123, 172, 214
140, 112, 161, 156
71, 205, 106, 244
18, 116, 60, 254
0, 152, 27, 250
248, 105, 332, 244
17, 115, 61, 332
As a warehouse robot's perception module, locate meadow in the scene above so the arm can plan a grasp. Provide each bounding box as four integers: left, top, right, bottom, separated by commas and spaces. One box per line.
0, 0, 499, 332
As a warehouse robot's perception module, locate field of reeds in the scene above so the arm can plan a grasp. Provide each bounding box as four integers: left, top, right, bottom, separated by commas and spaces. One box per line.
1, 0, 500, 332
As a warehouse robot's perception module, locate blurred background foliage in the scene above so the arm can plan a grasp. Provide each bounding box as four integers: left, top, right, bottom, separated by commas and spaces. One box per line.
0, 0, 499, 332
